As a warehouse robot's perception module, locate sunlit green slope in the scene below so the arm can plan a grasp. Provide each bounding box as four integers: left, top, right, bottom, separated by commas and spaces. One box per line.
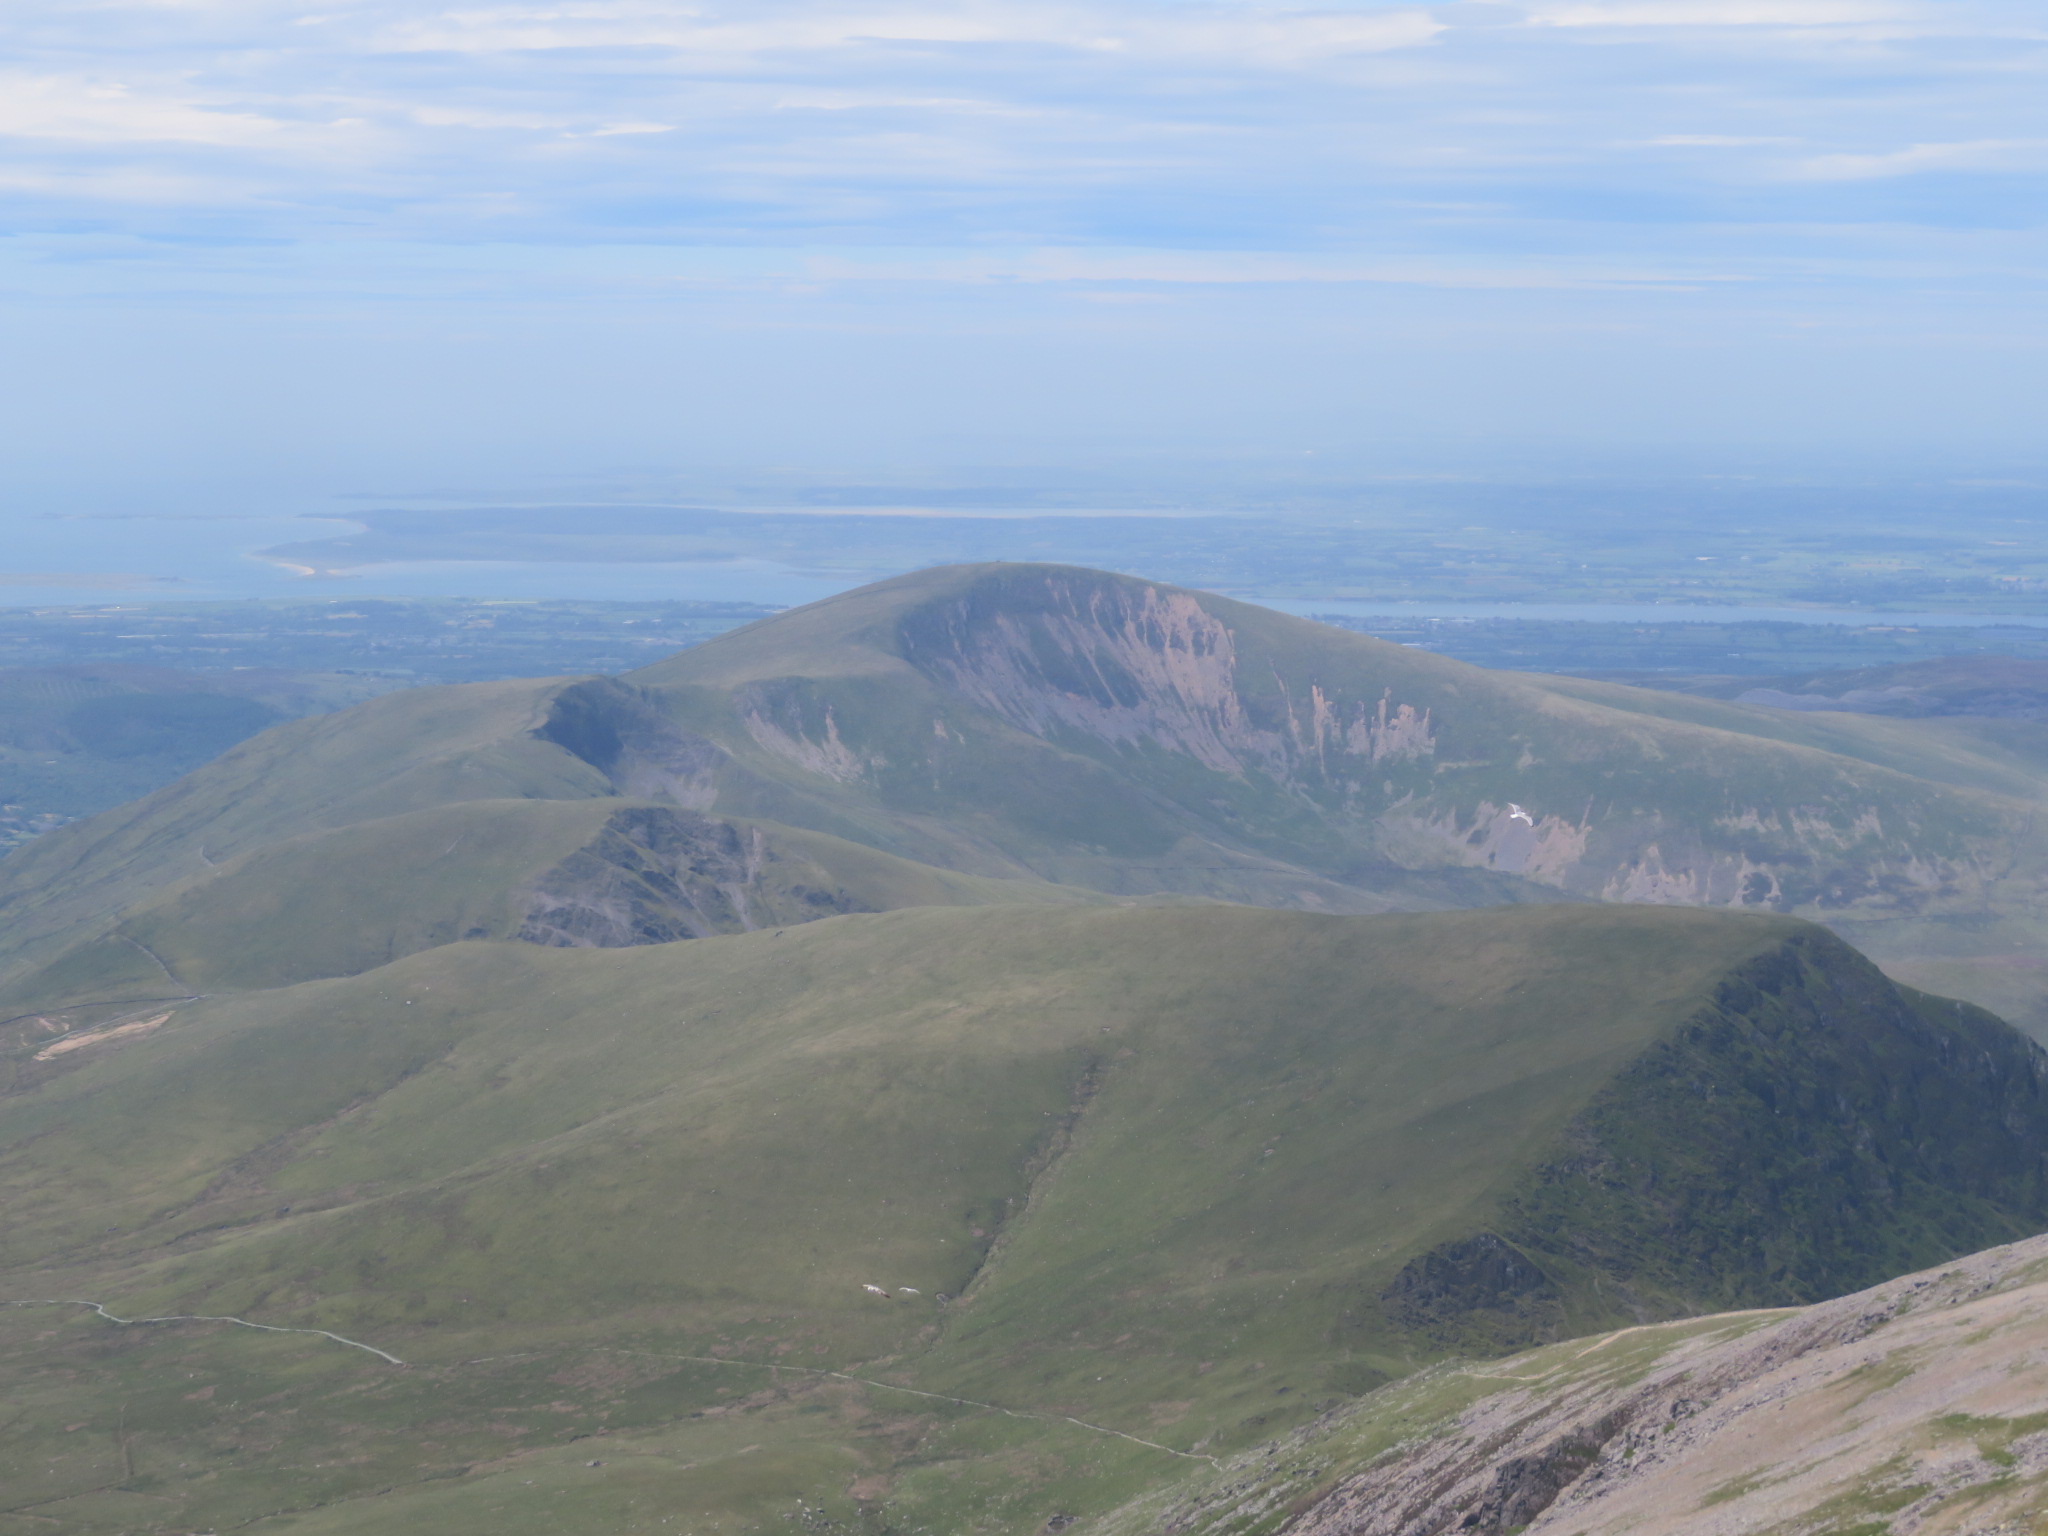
0, 678, 605, 984
0, 903, 2043, 1535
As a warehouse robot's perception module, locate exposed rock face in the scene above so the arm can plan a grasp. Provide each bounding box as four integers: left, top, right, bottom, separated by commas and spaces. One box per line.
1380, 1233, 1566, 1345
1119, 1234, 2048, 1536
901, 578, 1281, 774
887, 569, 2005, 921
896, 571, 1438, 780
1381, 798, 1995, 917
738, 688, 876, 784
516, 806, 861, 946
1303, 1237, 2048, 1536
536, 678, 731, 807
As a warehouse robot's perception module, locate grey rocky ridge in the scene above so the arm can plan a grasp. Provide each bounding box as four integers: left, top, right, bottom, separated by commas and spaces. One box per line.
1104, 1233, 2048, 1536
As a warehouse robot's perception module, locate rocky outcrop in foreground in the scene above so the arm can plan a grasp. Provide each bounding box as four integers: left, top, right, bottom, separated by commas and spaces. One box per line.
1110, 1233, 2048, 1536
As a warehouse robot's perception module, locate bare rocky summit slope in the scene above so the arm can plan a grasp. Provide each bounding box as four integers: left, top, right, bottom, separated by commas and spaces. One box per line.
1108, 1234, 2048, 1536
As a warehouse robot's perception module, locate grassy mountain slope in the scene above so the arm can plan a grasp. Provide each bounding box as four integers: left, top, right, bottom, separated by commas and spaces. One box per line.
1532, 669, 2048, 800
0, 679, 606, 982
1, 903, 2043, 1534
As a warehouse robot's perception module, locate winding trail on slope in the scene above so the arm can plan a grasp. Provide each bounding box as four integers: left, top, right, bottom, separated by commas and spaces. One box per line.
119, 936, 186, 990
1, 1299, 406, 1365
0, 1303, 1217, 1464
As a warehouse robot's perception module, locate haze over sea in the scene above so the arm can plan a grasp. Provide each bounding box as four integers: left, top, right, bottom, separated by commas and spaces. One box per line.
6, 502, 2048, 631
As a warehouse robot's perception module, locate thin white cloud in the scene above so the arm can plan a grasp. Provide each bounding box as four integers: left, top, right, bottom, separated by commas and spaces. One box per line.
373, 1, 1443, 65
796, 246, 1754, 289
0, 162, 261, 205
1649, 134, 1794, 146
0, 73, 301, 147
1528, 0, 1907, 27
0, 0, 2039, 278
1792, 138, 2048, 179
405, 103, 572, 132
763, 90, 1053, 117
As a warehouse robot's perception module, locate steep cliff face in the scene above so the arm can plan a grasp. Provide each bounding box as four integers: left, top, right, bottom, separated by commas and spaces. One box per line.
897, 575, 1429, 779
878, 567, 2016, 921
515, 806, 866, 945
535, 677, 733, 808
895, 569, 1441, 785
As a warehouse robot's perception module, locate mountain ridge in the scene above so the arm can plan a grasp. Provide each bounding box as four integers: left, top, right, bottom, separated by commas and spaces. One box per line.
11, 561, 2048, 1034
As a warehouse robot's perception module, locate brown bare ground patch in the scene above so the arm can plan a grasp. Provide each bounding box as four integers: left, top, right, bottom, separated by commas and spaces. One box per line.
34, 1013, 170, 1060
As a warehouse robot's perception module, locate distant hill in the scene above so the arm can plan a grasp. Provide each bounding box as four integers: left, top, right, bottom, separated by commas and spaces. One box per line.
1724, 654, 2048, 719
9, 564, 2048, 1036
1, 903, 2043, 1534
0, 663, 392, 850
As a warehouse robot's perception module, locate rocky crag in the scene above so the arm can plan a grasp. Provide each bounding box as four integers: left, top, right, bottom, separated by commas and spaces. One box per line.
1110, 1233, 2048, 1536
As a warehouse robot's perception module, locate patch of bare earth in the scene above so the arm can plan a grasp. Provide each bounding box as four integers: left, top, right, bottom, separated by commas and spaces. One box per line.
33, 1012, 170, 1060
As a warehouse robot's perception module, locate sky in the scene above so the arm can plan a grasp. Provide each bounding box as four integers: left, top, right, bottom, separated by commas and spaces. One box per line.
2, 0, 2045, 512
